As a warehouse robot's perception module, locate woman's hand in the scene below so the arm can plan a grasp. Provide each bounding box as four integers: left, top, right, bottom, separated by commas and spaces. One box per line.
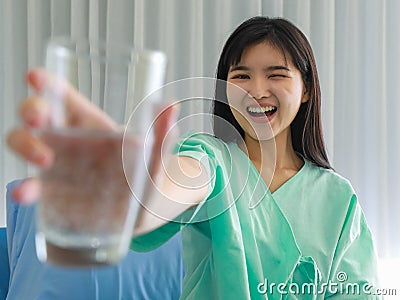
8, 68, 119, 164
6, 68, 176, 204
7, 69, 120, 204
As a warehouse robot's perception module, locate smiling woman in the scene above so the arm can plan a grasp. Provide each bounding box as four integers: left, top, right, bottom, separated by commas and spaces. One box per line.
214, 17, 330, 172
1, 0, 400, 299
129, 16, 383, 299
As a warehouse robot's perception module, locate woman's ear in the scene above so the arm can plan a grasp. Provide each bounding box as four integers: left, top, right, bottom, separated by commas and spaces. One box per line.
301, 88, 309, 103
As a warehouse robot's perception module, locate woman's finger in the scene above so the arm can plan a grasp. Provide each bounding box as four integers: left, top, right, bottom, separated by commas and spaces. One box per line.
6, 128, 54, 168
26, 68, 118, 130
11, 178, 42, 204
19, 96, 51, 128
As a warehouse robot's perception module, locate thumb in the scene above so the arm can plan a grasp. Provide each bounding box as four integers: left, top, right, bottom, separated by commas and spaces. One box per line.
149, 103, 180, 179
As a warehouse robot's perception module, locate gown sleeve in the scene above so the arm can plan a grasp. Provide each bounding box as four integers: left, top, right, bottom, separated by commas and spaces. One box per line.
325, 194, 382, 299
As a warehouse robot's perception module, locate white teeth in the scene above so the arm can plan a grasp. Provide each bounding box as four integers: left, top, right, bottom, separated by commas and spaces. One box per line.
247, 106, 276, 113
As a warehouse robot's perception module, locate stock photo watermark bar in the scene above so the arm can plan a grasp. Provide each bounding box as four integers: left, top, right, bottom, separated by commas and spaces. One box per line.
257, 271, 398, 297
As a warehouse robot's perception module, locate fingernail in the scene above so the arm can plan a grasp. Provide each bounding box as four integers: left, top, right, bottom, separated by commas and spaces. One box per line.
12, 183, 38, 204
27, 69, 46, 92
23, 101, 50, 128
11, 184, 31, 204
32, 146, 53, 168
26, 117, 40, 128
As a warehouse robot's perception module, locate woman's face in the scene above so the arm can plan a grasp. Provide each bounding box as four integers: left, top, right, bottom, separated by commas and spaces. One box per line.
226, 42, 308, 142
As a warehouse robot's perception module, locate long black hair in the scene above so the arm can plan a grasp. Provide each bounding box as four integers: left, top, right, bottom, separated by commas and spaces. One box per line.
213, 16, 332, 169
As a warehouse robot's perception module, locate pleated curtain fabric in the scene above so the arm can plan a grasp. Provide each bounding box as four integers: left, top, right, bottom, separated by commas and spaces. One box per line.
1, 0, 399, 262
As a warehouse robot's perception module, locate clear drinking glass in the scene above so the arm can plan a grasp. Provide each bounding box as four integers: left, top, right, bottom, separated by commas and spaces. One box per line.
35, 37, 167, 267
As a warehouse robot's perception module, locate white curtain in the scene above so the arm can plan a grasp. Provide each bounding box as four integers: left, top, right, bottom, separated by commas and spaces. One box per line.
1, 0, 399, 266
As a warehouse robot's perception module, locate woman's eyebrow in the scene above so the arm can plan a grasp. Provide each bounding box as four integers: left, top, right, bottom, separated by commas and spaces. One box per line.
229, 65, 250, 72
229, 65, 290, 72
264, 65, 290, 72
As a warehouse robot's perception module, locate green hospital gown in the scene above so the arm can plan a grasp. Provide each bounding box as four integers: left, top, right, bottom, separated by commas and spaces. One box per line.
131, 133, 381, 299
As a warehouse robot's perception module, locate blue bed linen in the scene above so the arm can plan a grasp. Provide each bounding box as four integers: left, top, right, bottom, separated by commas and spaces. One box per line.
3, 180, 184, 300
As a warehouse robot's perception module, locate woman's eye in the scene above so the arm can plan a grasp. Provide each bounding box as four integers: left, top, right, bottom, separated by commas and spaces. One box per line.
269, 74, 287, 79
231, 74, 249, 79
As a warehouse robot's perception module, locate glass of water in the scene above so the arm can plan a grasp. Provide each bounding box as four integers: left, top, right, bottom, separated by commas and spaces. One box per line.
35, 37, 167, 267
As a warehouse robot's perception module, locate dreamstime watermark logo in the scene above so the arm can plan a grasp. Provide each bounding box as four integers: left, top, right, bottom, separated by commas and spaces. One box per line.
257, 271, 398, 296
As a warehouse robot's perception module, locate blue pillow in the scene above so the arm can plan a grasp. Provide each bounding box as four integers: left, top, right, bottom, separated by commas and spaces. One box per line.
4, 180, 184, 300
0, 227, 9, 300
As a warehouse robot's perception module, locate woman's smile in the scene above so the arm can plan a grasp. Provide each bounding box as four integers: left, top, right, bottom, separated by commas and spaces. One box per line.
246, 102, 277, 123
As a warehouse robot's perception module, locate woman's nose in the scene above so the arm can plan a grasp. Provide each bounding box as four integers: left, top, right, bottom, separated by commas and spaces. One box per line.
249, 77, 270, 100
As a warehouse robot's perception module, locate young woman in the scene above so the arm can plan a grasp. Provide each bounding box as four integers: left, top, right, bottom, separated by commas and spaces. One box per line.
8, 17, 381, 299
